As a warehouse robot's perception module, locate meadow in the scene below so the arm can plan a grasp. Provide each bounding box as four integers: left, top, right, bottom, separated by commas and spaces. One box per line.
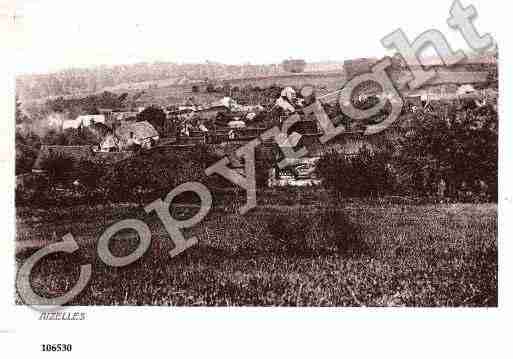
15, 193, 497, 307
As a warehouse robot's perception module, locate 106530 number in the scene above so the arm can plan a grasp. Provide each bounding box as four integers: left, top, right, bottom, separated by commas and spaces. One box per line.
41, 344, 72, 352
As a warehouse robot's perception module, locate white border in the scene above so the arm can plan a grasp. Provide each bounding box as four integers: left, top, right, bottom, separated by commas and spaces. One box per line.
1, 0, 511, 357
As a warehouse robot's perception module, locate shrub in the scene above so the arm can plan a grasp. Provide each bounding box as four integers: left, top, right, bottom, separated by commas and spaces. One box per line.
40, 152, 74, 183
102, 145, 218, 203
400, 105, 498, 200
316, 147, 395, 198
15, 143, 38, 175
74, 158, 107, 190
266, 208, 365, 256
15, 174, 47, 206
136, 106, 166, 134
267, 212, 311, 254
315, 209, 366, 256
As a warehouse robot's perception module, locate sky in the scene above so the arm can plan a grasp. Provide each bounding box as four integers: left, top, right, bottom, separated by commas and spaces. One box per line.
4, 0, 501, 74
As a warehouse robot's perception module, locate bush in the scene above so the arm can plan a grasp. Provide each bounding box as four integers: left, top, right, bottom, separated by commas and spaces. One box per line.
75, 158, 107, 190
102, 145, 218, 203
266, 208, 365, 257
16, 174, 47, 206
136, 106, 166, 134
15, 143, 39, 175
316, 147, 395, 198
400, 105, 498, 200
40, 152, 74, 182
267, 212, 311, 254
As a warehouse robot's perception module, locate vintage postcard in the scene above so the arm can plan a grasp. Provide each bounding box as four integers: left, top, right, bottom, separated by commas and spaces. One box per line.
1, 0, 508, 357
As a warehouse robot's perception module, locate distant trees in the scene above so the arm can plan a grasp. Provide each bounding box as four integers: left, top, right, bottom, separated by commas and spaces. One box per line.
16, 62, 290, 100
45, 91, 126, 118
282, 59, 307, 73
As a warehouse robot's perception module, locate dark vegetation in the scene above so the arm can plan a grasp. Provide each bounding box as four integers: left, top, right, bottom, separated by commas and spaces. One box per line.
15, 143, 39, 175
45, 91, 127, 120
317, 99, 498, 202
399, 101, 498, 201
16, 201, 497, 306
16, 146, 214, 207
317, 147, 395, 198
16, 97, 498, 207
15, 91, 126, 149
102, 145, 219, 203
201, 82, 283, 107
136, 106, 167, 134
14, 62, 498, 307
15, 99, 498, 305
266, 208, 365, 256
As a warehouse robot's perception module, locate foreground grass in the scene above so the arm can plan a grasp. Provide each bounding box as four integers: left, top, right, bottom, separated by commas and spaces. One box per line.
15, 201, 497, 306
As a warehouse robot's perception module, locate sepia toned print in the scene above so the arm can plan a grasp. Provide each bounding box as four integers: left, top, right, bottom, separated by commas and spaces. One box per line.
14, 0, 497, 307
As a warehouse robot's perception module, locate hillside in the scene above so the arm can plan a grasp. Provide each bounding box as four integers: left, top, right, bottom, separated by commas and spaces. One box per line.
16, 61, 346, 103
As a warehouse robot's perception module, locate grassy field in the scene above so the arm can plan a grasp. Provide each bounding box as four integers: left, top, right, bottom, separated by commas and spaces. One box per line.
15, 199, 497, 306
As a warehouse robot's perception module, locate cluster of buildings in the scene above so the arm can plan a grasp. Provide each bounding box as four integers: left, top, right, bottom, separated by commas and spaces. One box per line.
20, 53, 498, 188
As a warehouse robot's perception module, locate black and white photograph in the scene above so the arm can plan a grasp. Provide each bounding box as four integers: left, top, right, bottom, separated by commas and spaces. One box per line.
0, 0, 510, 357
